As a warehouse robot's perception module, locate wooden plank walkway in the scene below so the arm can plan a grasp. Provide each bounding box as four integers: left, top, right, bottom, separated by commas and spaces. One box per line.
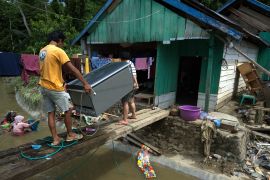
0, 108, 169, 180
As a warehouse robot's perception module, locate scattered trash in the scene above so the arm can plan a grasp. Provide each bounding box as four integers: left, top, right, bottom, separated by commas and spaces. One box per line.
246, 161, 252, 166
254, 166, 264, 176
213, 154, 222, 160
213, 119, 221, 128
86, 127, 96, 132
251, 172, 263, 179
201, 120, 216, 158
200, 111, 208, 120
137, 145, 156, 179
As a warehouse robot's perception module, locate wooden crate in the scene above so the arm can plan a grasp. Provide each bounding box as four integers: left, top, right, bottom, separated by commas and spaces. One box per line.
237, 63, 263, 92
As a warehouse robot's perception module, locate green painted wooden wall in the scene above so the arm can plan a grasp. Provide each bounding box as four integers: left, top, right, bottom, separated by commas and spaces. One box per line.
198, 38, 223, 94
258, 32, 270, 81
87, 0, 208, 44
155, 42, 180, 96
154, 38, 224, 96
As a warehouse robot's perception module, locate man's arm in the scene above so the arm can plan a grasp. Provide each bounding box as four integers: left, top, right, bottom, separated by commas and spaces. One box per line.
64, 61, 92, 93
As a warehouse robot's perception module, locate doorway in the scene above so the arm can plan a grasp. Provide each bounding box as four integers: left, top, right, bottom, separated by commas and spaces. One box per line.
176, 56, 202, 105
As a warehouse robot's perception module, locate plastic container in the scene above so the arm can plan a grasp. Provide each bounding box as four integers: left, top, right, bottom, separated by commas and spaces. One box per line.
31, 144, 42, 150
28, 119, 39, 131
179, 105, 201, 121
214, 119, 221, 127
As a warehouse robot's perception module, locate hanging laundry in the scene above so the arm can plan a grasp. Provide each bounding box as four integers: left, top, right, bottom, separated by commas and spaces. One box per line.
147, 57, 154, 79
135, 58, 148, 70
0, 52, 22, 76
91, 57, 111, 70
137, 145, 157, 179
21, 54, 39, 84
62, 58, 82, 82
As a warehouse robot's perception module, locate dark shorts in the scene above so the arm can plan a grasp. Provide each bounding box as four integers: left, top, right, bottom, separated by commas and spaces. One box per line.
121, 90, 135, 103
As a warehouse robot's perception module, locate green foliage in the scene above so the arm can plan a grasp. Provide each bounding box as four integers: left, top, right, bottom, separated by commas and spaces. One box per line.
27, 13, 78, 54
10, 76, 42, 107
0, 0, 105, 53
20, 85, 42, 107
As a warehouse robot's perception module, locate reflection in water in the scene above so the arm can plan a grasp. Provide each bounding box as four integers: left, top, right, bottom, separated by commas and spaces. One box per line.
0, 78, 196, 180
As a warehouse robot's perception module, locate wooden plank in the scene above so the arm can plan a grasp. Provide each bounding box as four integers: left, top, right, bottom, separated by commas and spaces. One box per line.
125, 136, 158, 155
150, 1, 159, 41
127, 133, 161, 155
0, 109, 153, 159
246, 125, 270, 132
0, 108, 169, 180
139, 0, 146, 42
163, 8, 171, 41
251, 131, 270, 141
239, 6, 270, 29
229, 8, 269, 31
122, 0, 129, 42
135, 0, 141, 42
144, 0, 151, 42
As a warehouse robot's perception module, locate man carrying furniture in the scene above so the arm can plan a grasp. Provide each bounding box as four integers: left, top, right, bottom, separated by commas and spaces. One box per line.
39, 30, 92, 145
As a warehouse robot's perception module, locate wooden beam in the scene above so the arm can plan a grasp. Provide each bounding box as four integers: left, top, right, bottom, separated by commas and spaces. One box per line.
233, 46, 270, 77
246, 124, 270, 132
127, 133, 161, 155
125, 136, 159, 156
251, 130, 270, 141
204, 34, 215, 112
233, 69, 240, 98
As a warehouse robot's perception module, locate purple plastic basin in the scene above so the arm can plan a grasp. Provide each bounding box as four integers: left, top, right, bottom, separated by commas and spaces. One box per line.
179, 105, 201, 121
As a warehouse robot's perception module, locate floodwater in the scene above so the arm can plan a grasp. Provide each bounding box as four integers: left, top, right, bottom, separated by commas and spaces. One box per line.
0, 78, 196, 180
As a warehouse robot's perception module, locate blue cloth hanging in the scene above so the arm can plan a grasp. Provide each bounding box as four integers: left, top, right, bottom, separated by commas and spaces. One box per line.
0, 52, 22, 76
91, 57, 111, 70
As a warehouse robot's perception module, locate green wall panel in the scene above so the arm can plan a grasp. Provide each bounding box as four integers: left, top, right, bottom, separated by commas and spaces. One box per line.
87, 0, 207, 44
155, 42, 180, 96
198, 38, 223, 94
258, 32, 270, 81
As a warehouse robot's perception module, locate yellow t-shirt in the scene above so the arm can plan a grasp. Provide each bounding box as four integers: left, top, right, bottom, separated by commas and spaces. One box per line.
38, 44, 70, 91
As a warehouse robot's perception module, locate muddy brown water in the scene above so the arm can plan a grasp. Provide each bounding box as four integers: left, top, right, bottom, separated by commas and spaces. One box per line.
0, 78, 196, 180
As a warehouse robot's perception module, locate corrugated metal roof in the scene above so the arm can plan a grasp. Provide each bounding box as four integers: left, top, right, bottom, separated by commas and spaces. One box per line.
247, 0, 270, 14
216, 0, 270, 46
184, 0, 269, 46
218, 0, 270, 14
217, 0, 239, 13
157, 0, 242, 39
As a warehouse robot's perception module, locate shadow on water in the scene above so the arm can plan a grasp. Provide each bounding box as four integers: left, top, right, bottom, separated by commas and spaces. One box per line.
0, 78, 196, 180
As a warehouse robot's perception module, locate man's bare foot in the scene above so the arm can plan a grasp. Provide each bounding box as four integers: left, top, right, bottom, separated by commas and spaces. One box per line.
66, 133, 83, 142
128, 115, 136, 119
51, 137, 62, 146
117, 120, 128, 125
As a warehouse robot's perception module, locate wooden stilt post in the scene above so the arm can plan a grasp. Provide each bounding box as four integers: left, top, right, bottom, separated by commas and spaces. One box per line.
205, 34, 215, 112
